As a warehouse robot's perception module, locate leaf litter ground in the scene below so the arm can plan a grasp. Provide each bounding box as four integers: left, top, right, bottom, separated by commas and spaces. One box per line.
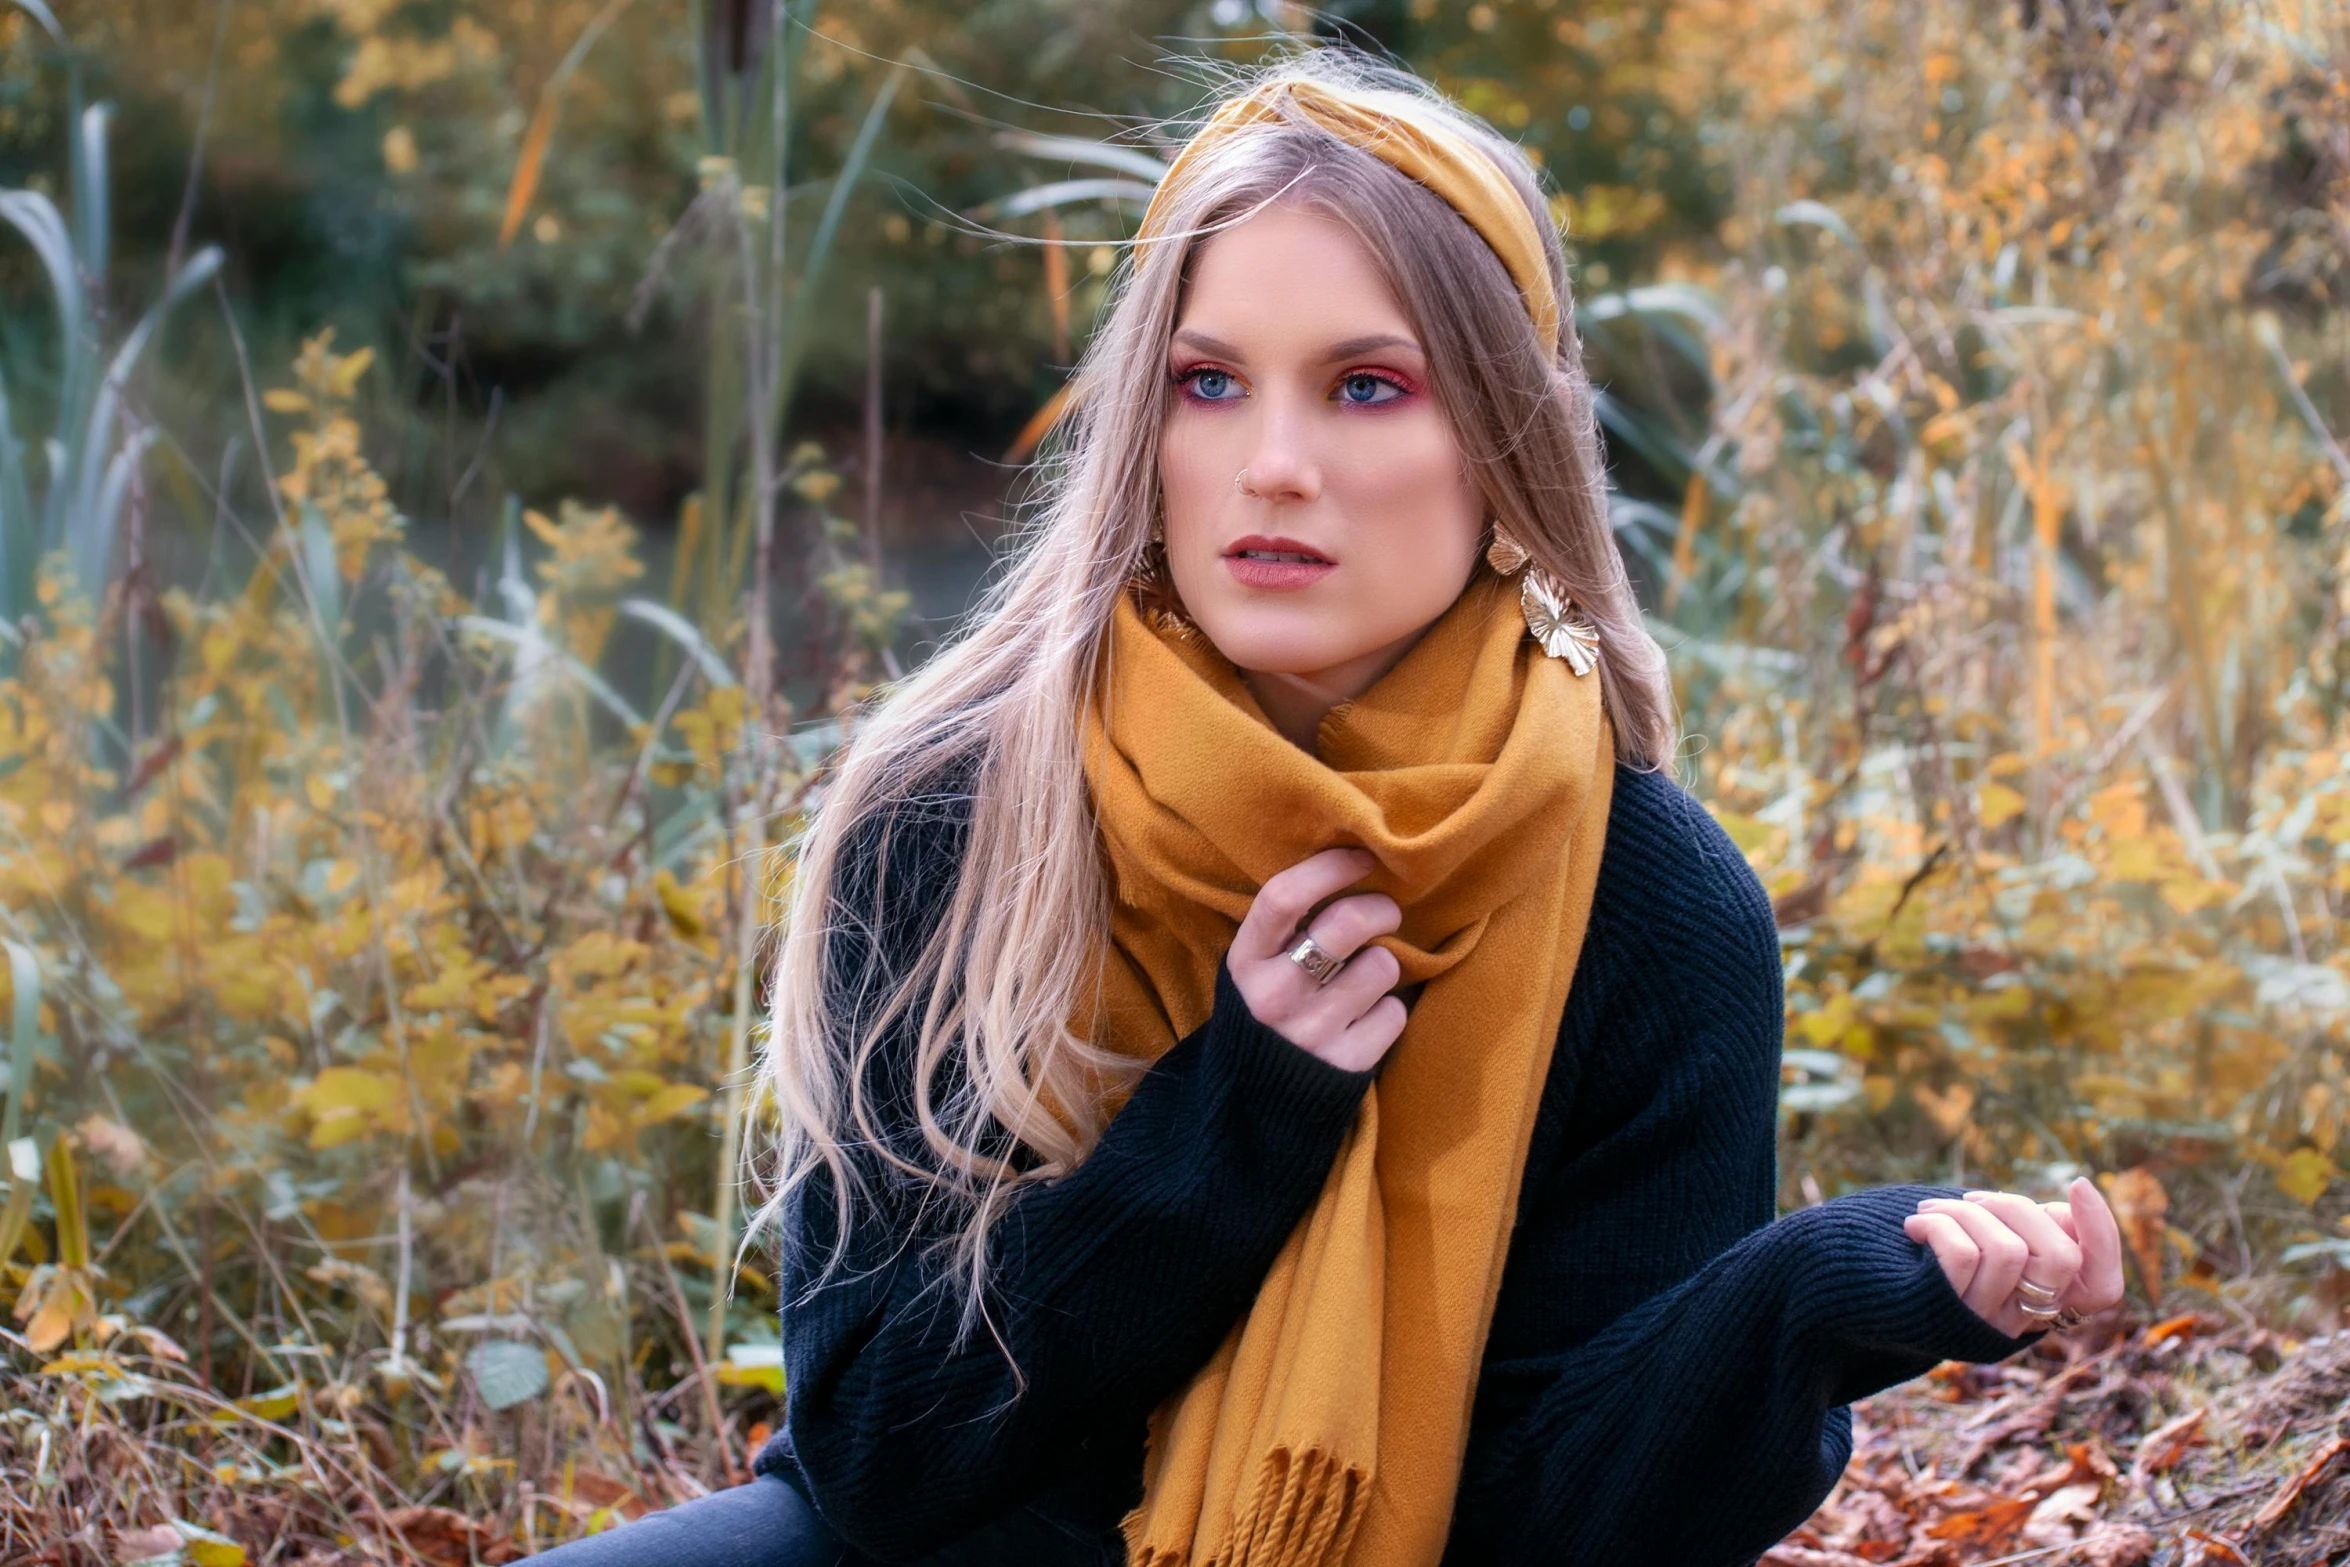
1777, 1314, 2350, 1567
3, 1314, 2347, 1564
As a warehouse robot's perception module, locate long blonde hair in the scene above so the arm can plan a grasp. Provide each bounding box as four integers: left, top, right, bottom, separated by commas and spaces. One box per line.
757, 49, 1674, 1330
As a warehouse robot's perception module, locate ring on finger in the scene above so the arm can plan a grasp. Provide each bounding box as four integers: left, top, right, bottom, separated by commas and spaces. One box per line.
1286, 933, 1347, 987
2012, 1277, 2064, 1320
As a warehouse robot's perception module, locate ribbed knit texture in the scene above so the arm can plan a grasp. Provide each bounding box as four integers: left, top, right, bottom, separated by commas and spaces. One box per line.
752, 764, 2038, 1567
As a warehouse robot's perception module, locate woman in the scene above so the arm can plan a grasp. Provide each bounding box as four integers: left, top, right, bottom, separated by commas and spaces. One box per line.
538, 51, 2125, 1567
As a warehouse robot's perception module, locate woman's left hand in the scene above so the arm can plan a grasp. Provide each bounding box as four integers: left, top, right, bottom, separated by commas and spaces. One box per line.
1901, 1176, 2127, 1337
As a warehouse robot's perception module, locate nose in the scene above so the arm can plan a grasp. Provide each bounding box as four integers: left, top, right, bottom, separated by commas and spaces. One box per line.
1238, 397, 1322, 504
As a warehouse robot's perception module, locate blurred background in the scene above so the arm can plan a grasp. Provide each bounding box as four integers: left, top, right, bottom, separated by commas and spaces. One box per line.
3, 0, 2348, 1560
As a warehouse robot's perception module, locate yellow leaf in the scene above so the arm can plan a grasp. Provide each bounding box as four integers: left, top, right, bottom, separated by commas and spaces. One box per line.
328, 346, 375, 398
23, 1297, 75, 1354
262, 389, 312, 414
637, 1083, 709, 1125
715, 1359, 785, 1394
305, 773, 337, 812
296, 1068, 400, 1116
293, 1068, 400, 1149
655, 870, 704, 938
38, 799, 72, 836
231, 1382, 301, 1422
1978, 781, 2027, 829
2277, 1147, 2338, 1207
173, 1522, 248, 1567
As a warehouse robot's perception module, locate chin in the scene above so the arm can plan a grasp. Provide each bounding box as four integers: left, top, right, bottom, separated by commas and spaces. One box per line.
1192, 602, 1377, 677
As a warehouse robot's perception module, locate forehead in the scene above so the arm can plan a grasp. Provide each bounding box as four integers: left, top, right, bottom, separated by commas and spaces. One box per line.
1173, 202, 1413, 344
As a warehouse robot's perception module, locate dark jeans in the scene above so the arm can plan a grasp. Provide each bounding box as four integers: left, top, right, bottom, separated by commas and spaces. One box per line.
525, 1471, 1120, 1566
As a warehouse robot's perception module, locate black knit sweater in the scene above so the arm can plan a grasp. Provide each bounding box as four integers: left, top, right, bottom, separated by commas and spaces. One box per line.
750, 763, 2037, 1565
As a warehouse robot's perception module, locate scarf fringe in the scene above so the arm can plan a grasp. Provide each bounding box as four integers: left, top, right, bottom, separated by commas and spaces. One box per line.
1126, 1448, 1370, 1567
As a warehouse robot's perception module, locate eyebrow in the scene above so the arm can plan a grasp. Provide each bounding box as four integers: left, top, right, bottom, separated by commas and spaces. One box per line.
1170, 329, 1425, 363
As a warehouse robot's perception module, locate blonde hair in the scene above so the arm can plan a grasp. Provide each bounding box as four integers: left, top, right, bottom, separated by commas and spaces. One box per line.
757, 49, 1674, 1334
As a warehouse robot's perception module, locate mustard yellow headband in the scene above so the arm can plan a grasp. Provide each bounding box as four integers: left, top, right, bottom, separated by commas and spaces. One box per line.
1135, 77, 1563, 351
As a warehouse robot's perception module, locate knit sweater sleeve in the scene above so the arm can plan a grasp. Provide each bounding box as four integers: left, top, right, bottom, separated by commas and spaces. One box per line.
1445, 771, 2039, 1567
753, 781, 1373, 1562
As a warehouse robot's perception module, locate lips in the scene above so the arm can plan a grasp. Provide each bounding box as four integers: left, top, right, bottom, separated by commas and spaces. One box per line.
1224, 533, 1336, 591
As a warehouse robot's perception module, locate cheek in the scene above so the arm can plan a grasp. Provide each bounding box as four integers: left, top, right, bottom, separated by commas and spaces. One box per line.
1158, 407, 1237, 543
1334, 408, 1483, 568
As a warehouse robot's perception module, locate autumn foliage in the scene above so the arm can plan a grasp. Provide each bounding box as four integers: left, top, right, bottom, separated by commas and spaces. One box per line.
2, 0, 2350, 1560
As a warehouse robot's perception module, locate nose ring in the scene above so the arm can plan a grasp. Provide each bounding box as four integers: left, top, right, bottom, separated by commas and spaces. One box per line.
1234, 467, 1255, 496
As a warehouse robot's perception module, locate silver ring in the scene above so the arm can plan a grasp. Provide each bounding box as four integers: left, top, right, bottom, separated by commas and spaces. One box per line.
1286, 933, 1346, 987
1235, 467, 1254, 496
2013, 1278, 2062, 1307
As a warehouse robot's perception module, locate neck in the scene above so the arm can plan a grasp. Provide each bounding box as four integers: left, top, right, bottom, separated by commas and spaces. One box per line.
1242, 627, 1429, 752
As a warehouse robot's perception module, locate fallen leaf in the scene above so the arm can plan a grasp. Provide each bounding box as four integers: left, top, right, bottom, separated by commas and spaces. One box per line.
2057, 1439, 2120, 1486
1759, 1548, 1881, 1567
2249, 1433, 2349, 1534
2072, 1522, 2158, 1567
2019, 1481, 2101, 1547
566, 1469, 647, 1521
113, 1526, 182, 1565
377, 1507, 491, 1567
2182, 1530, 2249, 1565
2130, 1407, 2207, 1481
171, 1524, 246, 1567
1926, 1495, 2034, 1552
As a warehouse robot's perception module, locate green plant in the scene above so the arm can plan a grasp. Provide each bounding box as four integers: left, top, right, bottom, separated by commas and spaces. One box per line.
0, 4, 221, 623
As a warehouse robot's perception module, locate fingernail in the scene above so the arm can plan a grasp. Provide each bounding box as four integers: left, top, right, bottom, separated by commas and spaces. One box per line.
1963, 1189, 1994, 1200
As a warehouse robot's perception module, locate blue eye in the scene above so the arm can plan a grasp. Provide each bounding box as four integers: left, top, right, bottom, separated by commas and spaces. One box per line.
1183, 368, 1241, 401
1338, 372, 1403, 405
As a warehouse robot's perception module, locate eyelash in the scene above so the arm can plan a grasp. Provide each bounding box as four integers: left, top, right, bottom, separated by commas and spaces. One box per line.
1171, 364, 1419, 407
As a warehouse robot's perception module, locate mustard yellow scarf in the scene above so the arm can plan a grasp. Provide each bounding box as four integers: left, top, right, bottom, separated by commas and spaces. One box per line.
1080, 574, 1615, 1567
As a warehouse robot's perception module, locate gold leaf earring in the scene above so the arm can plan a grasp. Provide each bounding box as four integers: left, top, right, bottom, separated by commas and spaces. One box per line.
1485, 524, 1530, 576
1133, 514, 1201, 642
1486, 522, 1600, 677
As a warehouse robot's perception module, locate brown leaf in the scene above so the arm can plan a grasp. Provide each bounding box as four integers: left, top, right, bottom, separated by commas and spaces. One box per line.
377, 1506, 492, 1567
2181, 1530, 2250, 1565
2130, 1407, 2208, 1481
2248, 1433, 2350, 1534
566, 1469, 648, 1520
122, 736, 183, 798
1926, 1494, 2035, 1552
2102, 1167, 2169, 1303
2070, 1522, 2158, 1567
1760, 1548, 1883, 1567
2057, 1439, 2120, 1487
120, 835, 179, 871
2020, 1481, 2102, 1548
113, 1526, 183, 1564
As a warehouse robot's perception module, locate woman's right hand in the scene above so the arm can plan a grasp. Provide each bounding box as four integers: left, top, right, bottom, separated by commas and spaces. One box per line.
1230, 847, 1407, 1073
